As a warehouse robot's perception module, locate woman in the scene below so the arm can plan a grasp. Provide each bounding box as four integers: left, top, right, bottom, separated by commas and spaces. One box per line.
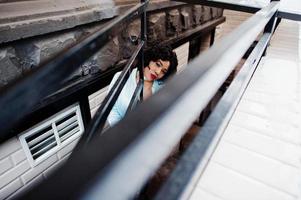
107, 44, 178, 126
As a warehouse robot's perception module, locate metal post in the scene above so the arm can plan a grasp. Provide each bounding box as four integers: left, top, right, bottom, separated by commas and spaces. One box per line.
263, 0, 280, 55
139, 0, 147, 101
79, 95, 92, 128
210, 28, 216, 46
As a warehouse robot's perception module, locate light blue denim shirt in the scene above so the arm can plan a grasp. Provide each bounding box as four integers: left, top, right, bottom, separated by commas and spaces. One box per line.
107, 68, 162, 126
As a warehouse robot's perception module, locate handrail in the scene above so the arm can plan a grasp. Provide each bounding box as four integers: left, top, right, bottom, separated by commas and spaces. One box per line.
155, 31, 274, 200
19, 2, 279, 200
173, 0, 301, 21
0, 0, 226, 144
0, 1, 149, 143
173, 0, 262, 13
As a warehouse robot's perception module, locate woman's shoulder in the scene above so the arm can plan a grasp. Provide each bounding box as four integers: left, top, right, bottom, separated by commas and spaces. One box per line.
153, 80, 164, 92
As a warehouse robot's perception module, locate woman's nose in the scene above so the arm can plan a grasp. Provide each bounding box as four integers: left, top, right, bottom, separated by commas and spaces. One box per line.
155, 67, 162, 75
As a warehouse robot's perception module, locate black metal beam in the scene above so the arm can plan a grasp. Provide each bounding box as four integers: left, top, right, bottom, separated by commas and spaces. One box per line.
172, 0, 261, 14
173, 0, 301, 22
7, 66, 122, 138
210, 28, 216, 46
278, 11, 301, 21
0, 3, 224, 144
155, 32, 272, 200
0, 1, 149, 143
19, 2, 278, 200
79, 96, 92, 128
140, 0, 147, 104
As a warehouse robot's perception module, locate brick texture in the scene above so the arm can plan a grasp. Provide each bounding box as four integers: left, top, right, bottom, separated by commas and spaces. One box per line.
0, 135, 81, 199
0, 158, 13, 176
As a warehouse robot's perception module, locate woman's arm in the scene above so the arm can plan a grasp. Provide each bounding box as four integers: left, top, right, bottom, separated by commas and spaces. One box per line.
107, 72, 123, 126
143, 80, 153, 100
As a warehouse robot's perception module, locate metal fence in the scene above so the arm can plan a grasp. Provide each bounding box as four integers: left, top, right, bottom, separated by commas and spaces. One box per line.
0, 0, 300, 199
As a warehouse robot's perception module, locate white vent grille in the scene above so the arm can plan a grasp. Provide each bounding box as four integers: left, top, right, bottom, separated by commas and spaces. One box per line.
56, 111, 80, 143
26, 125, 57, 160
19, 103, 84, 166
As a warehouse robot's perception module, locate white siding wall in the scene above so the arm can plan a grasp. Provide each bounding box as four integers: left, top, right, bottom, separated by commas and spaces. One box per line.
214, 10, 252, 41
89, 86, 109, 117
0, 136, 80, 199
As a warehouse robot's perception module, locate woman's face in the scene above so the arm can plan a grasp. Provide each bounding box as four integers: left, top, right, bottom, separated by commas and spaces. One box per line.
144, 59, 170, 81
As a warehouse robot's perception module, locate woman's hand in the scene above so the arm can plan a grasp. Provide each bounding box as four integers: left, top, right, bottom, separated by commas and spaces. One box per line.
143, 80, 153, 100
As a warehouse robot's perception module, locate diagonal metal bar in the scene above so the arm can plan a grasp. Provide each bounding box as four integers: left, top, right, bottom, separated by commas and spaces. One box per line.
155, 32, 273, 200
0, 1, 149, 143
139, 0, 147, 101
19, 2, 279, 200
173, 0, 301, 21
278, 10, 301, 21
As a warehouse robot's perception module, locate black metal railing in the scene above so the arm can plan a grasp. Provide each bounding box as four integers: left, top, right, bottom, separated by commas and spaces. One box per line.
0, 1, 149, 143
155, 31, 274, 200
15, 1, 285, 200
177, 0, 301, 21
0, 0, 224, 144
10, 0, 224, 142
80, 0, 149, 145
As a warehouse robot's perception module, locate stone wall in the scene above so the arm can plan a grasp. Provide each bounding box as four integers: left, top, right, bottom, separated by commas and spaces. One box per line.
147, 3, 223, 43
0, 0, 118, 88
0, 0, 117, 43
0, 0, 223, 88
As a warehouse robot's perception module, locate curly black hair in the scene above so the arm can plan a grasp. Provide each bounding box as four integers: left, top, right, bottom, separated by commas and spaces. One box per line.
144, 43, 178, 82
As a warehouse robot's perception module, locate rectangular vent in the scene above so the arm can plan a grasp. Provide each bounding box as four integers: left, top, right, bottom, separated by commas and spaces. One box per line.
56, 111, 80, 142
26, 125, 57, 160
19, 103, 84, 167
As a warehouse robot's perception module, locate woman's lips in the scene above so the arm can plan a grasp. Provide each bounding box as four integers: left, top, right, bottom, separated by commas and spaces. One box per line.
150, 73, 157, 80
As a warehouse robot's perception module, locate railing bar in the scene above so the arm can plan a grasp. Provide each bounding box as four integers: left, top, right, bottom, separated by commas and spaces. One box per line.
126, 80, 143, 114
80, 41, 145, 145
19, 3, 278, 200
139, 0, 147, 101
0, 1, 149, 143
78, 96, 92, 128
76, 3, 279, 199
174, 0, 301, 22
278, 11, 301, 21
155, 32, 272, 200
172, 0, 262, 14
